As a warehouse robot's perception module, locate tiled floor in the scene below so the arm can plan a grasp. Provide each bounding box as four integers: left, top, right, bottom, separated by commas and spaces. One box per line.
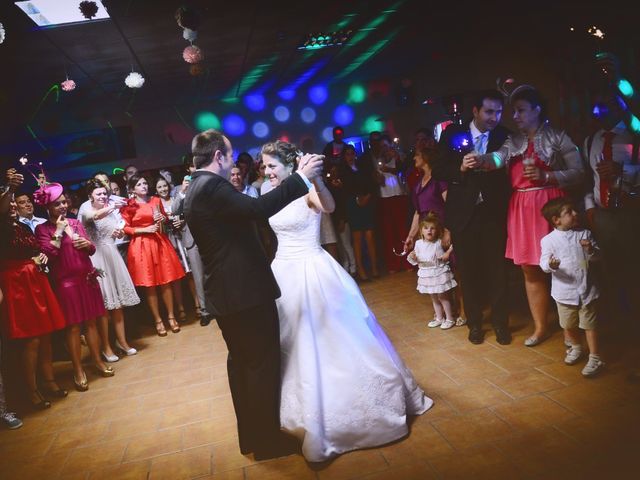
1, 271, 639, 479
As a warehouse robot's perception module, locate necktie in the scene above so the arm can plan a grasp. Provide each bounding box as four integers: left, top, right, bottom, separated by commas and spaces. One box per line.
600, 131, 616, 208
475, 133, 487, 154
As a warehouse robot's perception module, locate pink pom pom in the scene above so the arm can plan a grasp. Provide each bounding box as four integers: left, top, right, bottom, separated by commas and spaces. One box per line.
61, 79, 76, 92
183, 45, 203, 64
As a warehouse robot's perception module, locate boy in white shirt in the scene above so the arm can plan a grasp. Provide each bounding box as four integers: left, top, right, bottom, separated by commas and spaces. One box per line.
540, 198, 604, 377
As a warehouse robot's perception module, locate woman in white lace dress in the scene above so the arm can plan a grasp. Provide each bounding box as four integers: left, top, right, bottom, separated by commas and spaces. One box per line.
262, 141, 433, 463
80, 180, 140, 358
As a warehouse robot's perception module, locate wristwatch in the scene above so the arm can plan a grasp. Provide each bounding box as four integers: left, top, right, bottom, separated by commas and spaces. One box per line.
52, 233, 63, 241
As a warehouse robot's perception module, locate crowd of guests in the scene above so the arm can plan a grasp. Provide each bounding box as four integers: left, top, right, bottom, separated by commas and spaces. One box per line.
1, 82, 638, 429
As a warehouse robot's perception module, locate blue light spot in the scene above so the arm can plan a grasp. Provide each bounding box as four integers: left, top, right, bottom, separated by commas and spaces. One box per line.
301, 107, 316, 124
278, 90, 296, 101
252, 121, 269, 138
322, 127, 334, 142
274, 106, 290, 122
308, 85, 328, 105
249, 147, 261, 158
223, 114, 246, 137
244, 94, 266, 112
333, 105, 354, 126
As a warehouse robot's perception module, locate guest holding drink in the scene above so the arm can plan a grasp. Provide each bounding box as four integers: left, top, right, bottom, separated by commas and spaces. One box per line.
120, 173, 185, 336
464, 86, 584, 346
34, 182, 112, 391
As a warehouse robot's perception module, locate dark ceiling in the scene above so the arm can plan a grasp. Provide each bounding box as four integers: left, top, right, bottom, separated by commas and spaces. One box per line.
0, 0, 634, 146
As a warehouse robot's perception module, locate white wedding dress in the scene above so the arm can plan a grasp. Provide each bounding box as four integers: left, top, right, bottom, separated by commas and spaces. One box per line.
269, 193, 433, 462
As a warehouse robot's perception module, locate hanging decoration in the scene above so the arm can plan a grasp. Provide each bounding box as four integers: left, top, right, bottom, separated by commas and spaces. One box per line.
189, 64, 204, 76
125, 71, 145, 88
183, 28, 197, 42
175, 6, 200, 31
79, 1, 99, 20
496, 77, 515, 97
0, 22, 5, 44
183, 45, 203, 64
61, 78, 76, 91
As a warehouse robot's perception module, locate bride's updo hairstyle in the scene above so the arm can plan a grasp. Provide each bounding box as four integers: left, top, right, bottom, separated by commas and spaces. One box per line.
260, 141, 301, 172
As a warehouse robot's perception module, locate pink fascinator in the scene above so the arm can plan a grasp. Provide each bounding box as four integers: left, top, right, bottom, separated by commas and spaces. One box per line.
33, 182, 64, 206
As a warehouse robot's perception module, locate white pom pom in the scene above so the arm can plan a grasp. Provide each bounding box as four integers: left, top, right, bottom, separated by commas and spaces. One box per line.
125, 72, 145, 88
183, 28, 197, 42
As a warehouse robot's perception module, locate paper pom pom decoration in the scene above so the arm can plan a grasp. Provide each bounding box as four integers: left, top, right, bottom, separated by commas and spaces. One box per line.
183, 28, 197, 42
175, 6, 200, 31
125, 72, 145, 88
183, 45, 203, 64
189, 64, 204, 76
79, 1, 99, 19
61, 78, 76, 91
0, 23, 5, 44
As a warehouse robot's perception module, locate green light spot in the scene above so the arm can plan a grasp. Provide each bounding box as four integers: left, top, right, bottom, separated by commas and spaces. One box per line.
630, 115, 640, 134
618, 79, 634, 98
194, 112, 221, 131
348, 84, 366, 103
362, 115, 385, 133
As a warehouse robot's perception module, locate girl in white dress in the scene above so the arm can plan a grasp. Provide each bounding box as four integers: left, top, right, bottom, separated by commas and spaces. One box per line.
407, 213, 458, 330
262, 141, 432, 463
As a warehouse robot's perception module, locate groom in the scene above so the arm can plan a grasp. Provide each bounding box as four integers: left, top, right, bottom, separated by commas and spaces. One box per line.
184, 129, 323, 460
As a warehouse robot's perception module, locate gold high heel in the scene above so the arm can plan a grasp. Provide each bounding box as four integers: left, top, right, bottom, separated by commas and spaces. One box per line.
168, 316, 181, 333
95, 364, 115, 377
74, 371, 89, 392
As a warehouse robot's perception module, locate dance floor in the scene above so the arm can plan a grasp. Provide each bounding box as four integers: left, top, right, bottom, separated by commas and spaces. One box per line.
0, 270, 638, 479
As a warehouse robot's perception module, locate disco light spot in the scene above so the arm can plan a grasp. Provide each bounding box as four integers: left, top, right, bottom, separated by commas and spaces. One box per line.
301, 107, 316, 124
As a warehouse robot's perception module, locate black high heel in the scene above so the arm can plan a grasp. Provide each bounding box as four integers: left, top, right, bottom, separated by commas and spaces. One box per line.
30, 389, 52, 410
42, 380, 68, 398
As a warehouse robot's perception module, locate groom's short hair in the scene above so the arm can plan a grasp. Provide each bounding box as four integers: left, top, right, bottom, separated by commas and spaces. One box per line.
192, 129, 228, 169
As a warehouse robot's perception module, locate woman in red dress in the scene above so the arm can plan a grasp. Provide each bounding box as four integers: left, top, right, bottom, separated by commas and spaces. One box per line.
120, 173, 185, 336
467, 86, 584, 346
0, 170, 67, 408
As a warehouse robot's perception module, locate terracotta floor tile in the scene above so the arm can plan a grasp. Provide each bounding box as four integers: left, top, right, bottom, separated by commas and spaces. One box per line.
428, 444, 524, 480
194, 468, 245, 480
488, 370, 565, 398
438, 360, 510, 386
106, 410, 162, 441
315, 450, 389, 480
244, 454, 316, 479
122, 427, 183, 462
379, 424, 454, 465
1, 431, 57, 460
170, 366, 214, 388
432, 409, 514, 450
491, 394, 575, 431
437, 380, 513, 412
148, 445, 213, 479
358, 462, 437, 480
61, 438, 130, 476
544, 381, 628, 415
483, 349, 554, 373
534, 362, 584, 385
48, 420, 111, 452
2, 449, 71, 479
88, 460, 151, 480
211, 438, 257, 473
183, 414, 239, 449
158, 399, 212, 429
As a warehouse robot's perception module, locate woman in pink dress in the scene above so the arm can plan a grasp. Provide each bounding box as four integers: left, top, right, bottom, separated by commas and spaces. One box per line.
465, 86, 584, 346
34, 183, 112, 391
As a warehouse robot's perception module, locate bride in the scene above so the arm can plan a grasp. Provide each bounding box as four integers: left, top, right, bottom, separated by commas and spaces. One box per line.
262, 141, 433, 462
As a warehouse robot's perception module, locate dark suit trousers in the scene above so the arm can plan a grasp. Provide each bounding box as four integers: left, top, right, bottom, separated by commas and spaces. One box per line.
215, 301, 282, 454
452, 203, 509, 331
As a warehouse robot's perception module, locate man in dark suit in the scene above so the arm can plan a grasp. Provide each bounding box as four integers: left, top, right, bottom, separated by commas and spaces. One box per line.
184, 129, 323, 460
432, 90, 511, 345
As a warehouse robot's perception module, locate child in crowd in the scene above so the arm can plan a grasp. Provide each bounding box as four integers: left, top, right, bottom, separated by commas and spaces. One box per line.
540, 198, 604, 377
407, 213, 458, 329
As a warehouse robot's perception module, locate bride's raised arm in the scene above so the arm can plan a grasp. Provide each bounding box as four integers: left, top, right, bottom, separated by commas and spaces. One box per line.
307, 177, 335, 213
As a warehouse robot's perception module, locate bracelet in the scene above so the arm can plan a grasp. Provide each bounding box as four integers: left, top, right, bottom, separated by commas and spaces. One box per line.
543, 172, 550, 184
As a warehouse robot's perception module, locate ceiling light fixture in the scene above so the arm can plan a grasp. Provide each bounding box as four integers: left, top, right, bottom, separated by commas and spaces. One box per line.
298, 30, 352, 50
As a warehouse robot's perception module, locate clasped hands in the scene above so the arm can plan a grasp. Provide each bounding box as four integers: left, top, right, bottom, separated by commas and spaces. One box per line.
296, 153, 325, 181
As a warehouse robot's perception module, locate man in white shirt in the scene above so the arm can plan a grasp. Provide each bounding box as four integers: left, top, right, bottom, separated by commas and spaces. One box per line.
15, 193, 46, 233
583, 91, 640, 325
230, 166, 259, 198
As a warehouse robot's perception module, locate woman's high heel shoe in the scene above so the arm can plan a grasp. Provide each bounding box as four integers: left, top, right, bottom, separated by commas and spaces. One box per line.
73, 371, 89, 392
115, 339, 137, 356
168, 316, 181, 333
95, 364, 115, 377
30, 389, 52, 410
177, 309, 187, 323
42, 380, 68, 398
155, 320, 168, 337
101, 351, 119, 363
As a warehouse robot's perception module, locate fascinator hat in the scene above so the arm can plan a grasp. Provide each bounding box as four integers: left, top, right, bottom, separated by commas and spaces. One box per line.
33, 182, 64, 206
